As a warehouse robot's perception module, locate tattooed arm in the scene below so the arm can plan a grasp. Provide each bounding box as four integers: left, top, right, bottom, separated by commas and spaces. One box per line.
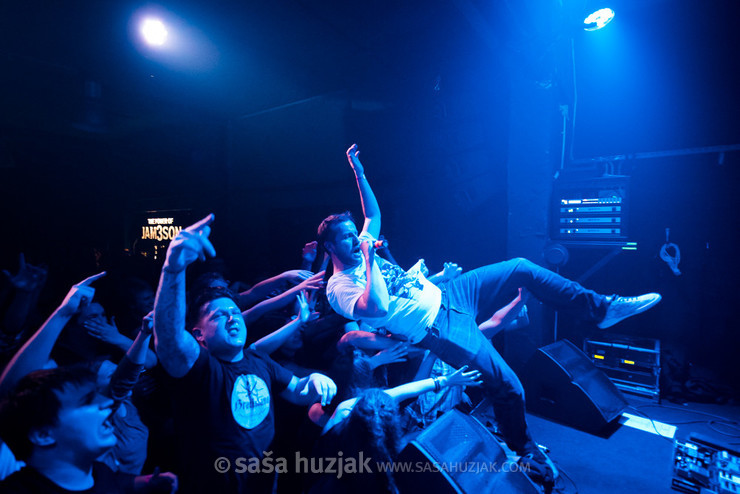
153, 214, 215, 378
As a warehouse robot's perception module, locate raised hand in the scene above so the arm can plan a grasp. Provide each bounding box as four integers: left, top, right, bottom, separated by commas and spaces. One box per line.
442, 262, 463, 281
295, 291, 311, 324
140, 311, 154, 336
443, 365, 483, 388
2, 253, 48, 292
58, 271, 106, 317
418, 259, 430, 277
295, 271, 325, 292
279, 269, 314, 286
301, 241, 318, 264
370, 342, 408, 368
84, 316, 125, 345
346, 143, 364, 175
163, 214, 216, 273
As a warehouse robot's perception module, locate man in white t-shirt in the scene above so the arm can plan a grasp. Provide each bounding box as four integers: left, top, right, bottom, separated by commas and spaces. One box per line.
318, 143, 662, 486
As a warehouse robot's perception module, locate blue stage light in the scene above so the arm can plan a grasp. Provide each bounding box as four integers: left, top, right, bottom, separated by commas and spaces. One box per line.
140, 18, 168, 46
583, 8, 615, 31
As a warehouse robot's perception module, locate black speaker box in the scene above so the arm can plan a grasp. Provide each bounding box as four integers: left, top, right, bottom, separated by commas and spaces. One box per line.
521, 339, 628, 435
396, 409, 539, 494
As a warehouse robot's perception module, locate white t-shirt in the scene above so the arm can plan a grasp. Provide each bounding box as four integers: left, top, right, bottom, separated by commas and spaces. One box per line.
327, 236, 441, 344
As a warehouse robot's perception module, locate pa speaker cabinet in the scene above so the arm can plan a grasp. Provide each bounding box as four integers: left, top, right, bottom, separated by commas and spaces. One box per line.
396, 409, 539, 494
522, 339, 628, 435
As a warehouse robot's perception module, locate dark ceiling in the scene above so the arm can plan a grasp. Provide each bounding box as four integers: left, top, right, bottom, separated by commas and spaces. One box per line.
3, 0, 736, 151
1, 0, 499, 133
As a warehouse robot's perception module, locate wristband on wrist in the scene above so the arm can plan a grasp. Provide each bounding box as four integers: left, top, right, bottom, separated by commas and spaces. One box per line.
356, 173, 367, 181
433, 377, 441, 392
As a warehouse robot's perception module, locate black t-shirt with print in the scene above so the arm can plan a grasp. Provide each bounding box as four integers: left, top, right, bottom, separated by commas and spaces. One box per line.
170, 347, 294, 494
0, 463, 134, 494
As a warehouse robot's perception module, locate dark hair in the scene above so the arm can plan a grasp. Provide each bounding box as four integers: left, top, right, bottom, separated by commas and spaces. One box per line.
341, 388, 402, 493
186, 286, 240, 331
317, 211, 355, 281
331, 346, 388, 403
0, 366, 97, 461
190, 271, 229, 298
317, 211, 354, 250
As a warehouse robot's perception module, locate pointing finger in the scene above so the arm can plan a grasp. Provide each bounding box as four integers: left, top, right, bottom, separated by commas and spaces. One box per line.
187, 213, 215, 234
78, 271, 107, 286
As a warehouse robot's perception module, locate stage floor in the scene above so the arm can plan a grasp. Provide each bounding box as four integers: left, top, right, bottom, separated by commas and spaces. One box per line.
526, 395, 740, 494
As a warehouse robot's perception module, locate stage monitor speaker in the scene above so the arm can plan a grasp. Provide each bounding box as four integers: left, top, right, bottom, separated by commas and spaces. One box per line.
522, 339, 628, 435
395, 409, 539, 494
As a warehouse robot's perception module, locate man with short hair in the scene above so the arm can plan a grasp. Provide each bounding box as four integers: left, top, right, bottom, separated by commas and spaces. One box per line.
0, 271, 176, 494
0, 366, 175, 493
152, 215, 337, 494
319, 144, 662, 486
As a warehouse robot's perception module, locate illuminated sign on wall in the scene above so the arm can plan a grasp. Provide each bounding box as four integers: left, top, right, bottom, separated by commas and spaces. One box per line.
141, 217, 183, 241
128, 209, 192, 261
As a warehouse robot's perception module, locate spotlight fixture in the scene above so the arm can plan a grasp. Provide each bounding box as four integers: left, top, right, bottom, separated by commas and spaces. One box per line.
140, 18, 168, 46
583, 8, 615, 31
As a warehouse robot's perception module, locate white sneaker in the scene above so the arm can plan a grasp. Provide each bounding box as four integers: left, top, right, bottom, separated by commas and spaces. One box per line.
597, 293, 662, 329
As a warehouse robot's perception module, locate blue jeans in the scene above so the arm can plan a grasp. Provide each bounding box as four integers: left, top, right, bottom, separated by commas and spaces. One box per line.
418, 258, 609, 454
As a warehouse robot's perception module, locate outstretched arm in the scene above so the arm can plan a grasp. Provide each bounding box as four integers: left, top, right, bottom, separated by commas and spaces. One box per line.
479, 288, 527, 338
107, 313, 155, 402
346, 144, 380, 239
0, 271, 106, 396
384, 365, 482, 403
312, 366, 482, 434
153, 214, 215, 378
242, 272, 324, 325
237, 269, 314, 309
337, 330, 401, 351
281, 372, 337, 406
249, 291, 312, 355
84, 315, 158, 369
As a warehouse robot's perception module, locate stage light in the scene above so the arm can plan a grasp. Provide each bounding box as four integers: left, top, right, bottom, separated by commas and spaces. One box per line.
583, 8, 615, 31
140, 18, 168, 46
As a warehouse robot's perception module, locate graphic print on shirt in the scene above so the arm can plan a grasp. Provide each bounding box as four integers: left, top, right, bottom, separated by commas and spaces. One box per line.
377, 258, 424, 299
231, 374, 270, 429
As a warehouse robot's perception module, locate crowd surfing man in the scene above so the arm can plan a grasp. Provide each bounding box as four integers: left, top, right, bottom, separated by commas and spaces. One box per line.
318, 143, 662, 487
152, 214, 337, 494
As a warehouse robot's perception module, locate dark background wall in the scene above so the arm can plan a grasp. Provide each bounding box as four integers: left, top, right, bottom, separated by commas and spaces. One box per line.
1, 0, 739, 389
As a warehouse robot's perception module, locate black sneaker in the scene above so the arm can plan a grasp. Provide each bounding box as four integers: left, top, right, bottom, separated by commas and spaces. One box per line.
518, 445, 558, 489
597, 293, 662, 329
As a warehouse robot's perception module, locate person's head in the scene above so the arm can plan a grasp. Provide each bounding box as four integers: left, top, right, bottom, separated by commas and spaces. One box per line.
187, 287, 246, 362
0, 366, 116, 464
120, 277, 155, 319
107, 277, 156, 337
318, 212, 362, 270
349, 389, 400, 440
192, 271, 230, 293
74, 302, 107, 327
343, 388, 401, 492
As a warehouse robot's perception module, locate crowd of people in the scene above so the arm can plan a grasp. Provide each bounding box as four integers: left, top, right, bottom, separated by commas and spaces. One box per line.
0, 144, 661, 493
